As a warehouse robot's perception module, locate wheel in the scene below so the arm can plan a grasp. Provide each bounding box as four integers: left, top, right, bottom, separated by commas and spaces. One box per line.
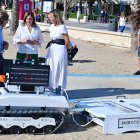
26, 126, 36, 134
11, 126, 22, 134
0, 125, 4, 134
43, 125, 54, 134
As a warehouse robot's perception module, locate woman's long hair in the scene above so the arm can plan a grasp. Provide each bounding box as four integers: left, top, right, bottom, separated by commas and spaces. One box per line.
49, 9, 64, 25
22, 12, 37, 27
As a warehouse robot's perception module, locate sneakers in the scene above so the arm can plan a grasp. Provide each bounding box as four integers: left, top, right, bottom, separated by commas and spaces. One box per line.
134, 71, 140, 75
55, 86, 64, 95
55, 86, 61, 95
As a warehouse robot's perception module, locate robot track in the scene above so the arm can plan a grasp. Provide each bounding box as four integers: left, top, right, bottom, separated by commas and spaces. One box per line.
0, 108, 64, 134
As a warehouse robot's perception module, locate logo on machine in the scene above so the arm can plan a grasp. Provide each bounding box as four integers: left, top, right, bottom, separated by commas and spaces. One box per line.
118, 117, 140, 128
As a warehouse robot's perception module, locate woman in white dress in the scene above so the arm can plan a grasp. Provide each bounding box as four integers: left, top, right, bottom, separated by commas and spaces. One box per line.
46, 9, 70, 94
13, 12, 43, 61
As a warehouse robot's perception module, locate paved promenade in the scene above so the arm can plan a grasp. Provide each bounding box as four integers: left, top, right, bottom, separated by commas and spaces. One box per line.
64, 20, 132, 33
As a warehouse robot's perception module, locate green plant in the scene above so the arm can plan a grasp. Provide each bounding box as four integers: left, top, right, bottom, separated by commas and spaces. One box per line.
93, 15, 99, 20
88, 14, 94, 20
68, 12, 86, 19
109, 15, 116, 19
68, 12, 77, 18
80, 14, 86, 19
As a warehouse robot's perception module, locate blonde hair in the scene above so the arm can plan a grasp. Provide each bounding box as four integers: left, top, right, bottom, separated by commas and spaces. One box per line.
49, 9, 64, 25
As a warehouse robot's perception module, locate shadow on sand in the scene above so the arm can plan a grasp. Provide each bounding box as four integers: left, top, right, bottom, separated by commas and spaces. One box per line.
67, 88, 140, 99
72, 60, 96, 63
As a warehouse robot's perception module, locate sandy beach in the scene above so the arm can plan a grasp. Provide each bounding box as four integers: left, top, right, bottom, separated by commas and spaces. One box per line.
1, 28, 140, 140
4, 28, 138, 75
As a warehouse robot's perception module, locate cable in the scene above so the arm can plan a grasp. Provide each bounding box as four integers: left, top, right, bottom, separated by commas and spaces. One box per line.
71, 113, 92, 127
63, 89, 92, 126
63, 88, 69, 100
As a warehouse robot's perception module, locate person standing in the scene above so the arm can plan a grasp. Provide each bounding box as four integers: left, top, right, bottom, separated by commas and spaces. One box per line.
0, 10, 9, 75
100, 10, 105, 23
33, 8, 41, 22
104, 10, 108, 23
118, 12, 126, 32
46, 9, 70, 94
67, 41, 78, 62
13, 12, 43, 62
77, 8, 81, 23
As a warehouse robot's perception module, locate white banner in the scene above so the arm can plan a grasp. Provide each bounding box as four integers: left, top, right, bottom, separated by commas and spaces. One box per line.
43, 1, 52, 13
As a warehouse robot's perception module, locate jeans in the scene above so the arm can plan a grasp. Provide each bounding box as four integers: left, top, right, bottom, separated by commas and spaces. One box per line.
119, 26, 125, 32
0, 54, 4, 74
138, 46, 140, 57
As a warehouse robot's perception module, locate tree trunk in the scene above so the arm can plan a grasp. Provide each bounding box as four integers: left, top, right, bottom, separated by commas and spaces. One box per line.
63, 0, 67, 20
79, 0, 82, 13
10, 0, 19, 34
87, 0, 94, 18
98, 0, 102, 15
130, 0, 140, 53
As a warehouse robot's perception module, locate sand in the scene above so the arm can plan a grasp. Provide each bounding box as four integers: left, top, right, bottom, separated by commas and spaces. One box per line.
1, 28, 140, 140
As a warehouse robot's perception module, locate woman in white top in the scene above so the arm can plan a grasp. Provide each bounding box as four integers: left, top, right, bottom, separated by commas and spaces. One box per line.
77, 8, 81, 23
46, 9, 70, 94
118, 12, 126, 32
13, 12, 43, 61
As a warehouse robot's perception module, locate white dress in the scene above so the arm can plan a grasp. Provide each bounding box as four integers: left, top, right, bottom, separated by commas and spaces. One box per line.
46, 24, 68, 90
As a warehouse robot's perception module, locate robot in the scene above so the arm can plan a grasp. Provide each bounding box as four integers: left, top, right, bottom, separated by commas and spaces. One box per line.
0, 59, 69, 134
1, 59, 140, 135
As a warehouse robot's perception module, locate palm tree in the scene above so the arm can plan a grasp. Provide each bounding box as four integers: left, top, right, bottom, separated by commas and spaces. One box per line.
130, 0, 140, 52
10, 0, 19, 34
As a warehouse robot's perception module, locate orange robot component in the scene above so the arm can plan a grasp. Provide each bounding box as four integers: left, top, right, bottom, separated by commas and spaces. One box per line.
0, 75, 6, 82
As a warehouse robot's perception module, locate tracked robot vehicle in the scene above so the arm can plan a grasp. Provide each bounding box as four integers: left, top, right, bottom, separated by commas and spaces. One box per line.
0, 59, 69, 134
1, 59, 140, 135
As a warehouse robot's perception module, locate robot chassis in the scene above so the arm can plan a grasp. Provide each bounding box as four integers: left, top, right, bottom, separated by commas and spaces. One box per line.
0, 59, 69, 134
1, 59, 140, 135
